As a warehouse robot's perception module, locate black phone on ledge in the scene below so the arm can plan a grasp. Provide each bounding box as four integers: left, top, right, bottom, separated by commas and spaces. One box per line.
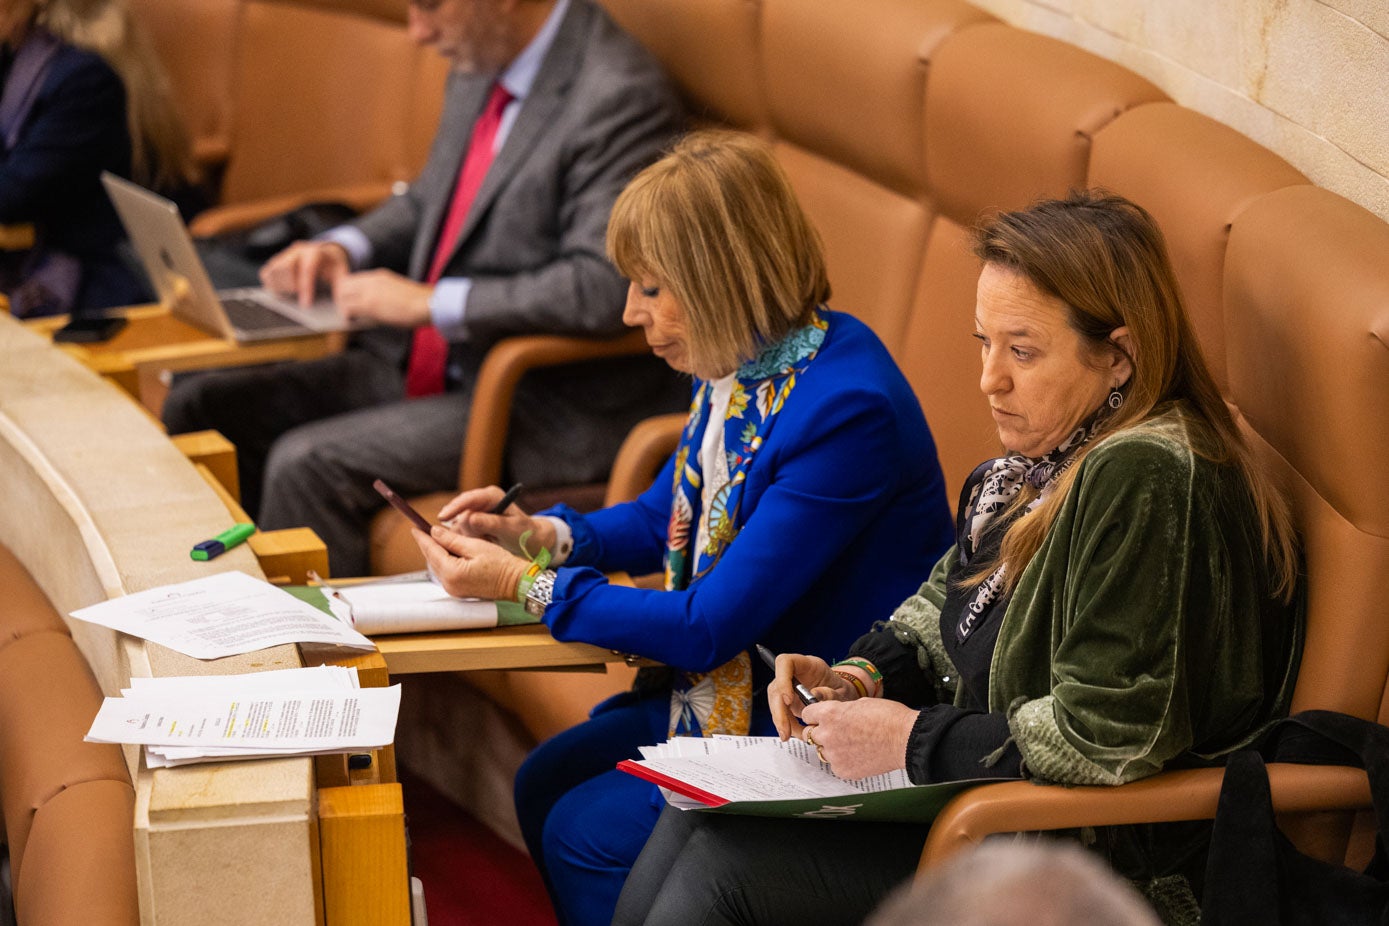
53, 315, 128, 343
372, 478, 433, 533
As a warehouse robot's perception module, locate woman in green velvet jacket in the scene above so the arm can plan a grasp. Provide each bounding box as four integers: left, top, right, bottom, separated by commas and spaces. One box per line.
613, 191, 1303, 926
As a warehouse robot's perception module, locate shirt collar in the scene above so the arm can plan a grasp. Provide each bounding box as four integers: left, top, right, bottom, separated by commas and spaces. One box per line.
499, 0, 570, 102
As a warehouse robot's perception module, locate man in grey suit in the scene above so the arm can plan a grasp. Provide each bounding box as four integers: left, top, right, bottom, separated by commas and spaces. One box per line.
163, 0, 688, 577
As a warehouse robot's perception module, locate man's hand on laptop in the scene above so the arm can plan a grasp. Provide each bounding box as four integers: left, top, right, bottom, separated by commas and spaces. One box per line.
260, 241, 351, 307
332, 269, 433, 328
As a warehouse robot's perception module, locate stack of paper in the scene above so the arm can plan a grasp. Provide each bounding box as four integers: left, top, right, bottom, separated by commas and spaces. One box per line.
313, 573, 533, 635
86, 666, 401, 768
70, 571, 376, 659
620, 735, 1005, 823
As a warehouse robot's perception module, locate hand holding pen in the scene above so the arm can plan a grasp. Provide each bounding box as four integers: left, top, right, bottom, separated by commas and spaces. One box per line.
756, 644, 818, 705
758, 646, 850, 741
434, 483, 550, 555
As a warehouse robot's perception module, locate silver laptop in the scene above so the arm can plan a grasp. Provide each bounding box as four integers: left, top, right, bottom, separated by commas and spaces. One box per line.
102, 172, 356, 342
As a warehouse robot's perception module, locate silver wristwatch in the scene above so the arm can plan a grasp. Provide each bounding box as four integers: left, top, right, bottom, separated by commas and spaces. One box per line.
523, 569, 558, 617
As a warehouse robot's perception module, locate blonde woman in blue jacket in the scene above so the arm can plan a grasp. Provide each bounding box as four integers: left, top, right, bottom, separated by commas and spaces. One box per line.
414, 130, 955, 926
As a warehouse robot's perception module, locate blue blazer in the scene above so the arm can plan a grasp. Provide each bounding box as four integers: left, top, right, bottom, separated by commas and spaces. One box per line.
0, 36, 144, 312
543, 310, 955, 734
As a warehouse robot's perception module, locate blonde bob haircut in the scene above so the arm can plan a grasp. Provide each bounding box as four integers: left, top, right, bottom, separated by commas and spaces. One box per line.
973, 190, 1297, 600
607, 130, 831, 377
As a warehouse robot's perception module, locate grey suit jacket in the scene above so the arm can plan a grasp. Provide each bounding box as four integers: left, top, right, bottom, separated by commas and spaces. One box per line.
353, 0, 684, 359
350, 0, 690, 487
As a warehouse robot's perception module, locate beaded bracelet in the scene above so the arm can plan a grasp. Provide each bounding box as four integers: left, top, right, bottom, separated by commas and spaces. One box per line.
833, 669, 869, 699
832, 658, 884, 697
514, 530, 553, 603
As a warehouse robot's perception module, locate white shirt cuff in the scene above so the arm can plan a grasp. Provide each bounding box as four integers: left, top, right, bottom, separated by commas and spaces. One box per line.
540, 515, 574, 565
318, 226, 373, 270
430, 277, 473, 340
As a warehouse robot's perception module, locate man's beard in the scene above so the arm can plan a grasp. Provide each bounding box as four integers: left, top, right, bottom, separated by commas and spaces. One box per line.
449, 8, 514, 75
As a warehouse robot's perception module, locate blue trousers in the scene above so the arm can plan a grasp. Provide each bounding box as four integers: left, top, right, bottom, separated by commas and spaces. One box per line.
515, 692, 670, 926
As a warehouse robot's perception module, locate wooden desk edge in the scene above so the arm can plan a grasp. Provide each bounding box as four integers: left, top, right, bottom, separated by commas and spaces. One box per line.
372, 624, 637, 675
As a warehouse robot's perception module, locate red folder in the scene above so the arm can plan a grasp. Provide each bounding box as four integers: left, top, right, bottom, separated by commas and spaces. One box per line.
616, 759, 731, 807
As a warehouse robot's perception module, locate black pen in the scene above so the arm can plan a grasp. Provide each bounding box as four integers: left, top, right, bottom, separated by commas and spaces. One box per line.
489, 483, 524, 515
755, 643, 819, 705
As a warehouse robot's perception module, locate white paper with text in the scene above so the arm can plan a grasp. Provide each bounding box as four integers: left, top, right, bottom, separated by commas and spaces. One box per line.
70, 571, 374, 658
87, 685, 400, 750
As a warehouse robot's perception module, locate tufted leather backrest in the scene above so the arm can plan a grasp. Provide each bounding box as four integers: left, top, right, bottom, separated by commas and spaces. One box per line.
129, 0, 446, 208
1089, 104, 1308, 389
1222, 186, 1389, 721
908, 24, 1167, 498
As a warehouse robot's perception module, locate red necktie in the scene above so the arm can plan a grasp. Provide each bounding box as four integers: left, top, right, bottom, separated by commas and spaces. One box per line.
405, 82, 515, 398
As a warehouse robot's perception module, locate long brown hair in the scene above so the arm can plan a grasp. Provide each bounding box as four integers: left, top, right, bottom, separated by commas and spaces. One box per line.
41, 0, 198, 190
973, 190, 1297, 599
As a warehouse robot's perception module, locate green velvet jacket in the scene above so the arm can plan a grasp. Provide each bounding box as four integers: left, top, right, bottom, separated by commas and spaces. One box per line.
889, 405, 1303, 786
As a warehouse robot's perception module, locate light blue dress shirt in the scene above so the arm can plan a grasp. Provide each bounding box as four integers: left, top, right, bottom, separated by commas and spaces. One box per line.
323, 0, 572, 346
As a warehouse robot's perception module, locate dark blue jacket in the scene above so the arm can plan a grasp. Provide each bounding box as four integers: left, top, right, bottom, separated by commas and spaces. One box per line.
0, 35, 145, 313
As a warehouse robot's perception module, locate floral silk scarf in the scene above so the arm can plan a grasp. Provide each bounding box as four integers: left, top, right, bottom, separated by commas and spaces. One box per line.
665, 310, 828, 737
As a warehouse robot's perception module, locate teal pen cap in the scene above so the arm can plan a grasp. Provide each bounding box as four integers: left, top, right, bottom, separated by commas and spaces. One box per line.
191, 522, 257, 561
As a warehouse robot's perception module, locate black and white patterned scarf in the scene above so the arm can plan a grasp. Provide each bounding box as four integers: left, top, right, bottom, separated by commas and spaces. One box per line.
954, 400, 1115, 642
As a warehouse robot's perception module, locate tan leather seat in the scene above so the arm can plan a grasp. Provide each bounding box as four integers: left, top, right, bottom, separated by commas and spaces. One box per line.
0, 546, 137, 924
129, 0, 447, 233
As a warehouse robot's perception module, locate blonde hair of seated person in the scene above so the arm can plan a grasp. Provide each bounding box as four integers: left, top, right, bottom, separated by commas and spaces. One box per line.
39, 0, 198, 191
607, 129, 832, 377
866, 841, 1162, 926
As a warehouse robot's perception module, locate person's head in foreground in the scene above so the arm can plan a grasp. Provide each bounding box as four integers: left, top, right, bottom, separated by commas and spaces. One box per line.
866, 840, 1162, 926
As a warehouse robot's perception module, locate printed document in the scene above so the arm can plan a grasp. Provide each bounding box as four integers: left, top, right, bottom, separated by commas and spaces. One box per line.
620, 735, 1003, 823
70, 571, 374, 659
87, 666, 400, 767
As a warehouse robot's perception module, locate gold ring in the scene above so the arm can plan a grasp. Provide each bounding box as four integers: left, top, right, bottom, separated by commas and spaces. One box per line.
804, 726, 817, 747
816, 745, 828, 764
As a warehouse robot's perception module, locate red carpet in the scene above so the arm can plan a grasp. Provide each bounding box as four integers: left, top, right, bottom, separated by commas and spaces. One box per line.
401, 768, 558, 926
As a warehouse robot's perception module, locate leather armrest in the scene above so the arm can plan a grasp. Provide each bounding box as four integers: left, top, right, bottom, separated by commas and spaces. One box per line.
458, 329, 651, 491
919, 763, 1372, 871
192, 137, 231, 171
187, 181, 399, 237
0, 223, 36, 251
603, 412, 685, 506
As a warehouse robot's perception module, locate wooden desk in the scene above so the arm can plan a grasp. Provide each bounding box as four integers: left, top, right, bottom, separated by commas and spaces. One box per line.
24, 303, 342, 415
338, 571, 645, 677
371, 623, 637, 675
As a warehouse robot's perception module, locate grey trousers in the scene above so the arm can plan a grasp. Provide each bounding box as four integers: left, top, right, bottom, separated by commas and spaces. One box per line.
613, 804, 928, 926
162, 347, 688, 577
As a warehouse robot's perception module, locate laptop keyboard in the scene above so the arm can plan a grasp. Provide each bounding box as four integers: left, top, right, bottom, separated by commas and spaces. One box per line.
220, 296, 302, 332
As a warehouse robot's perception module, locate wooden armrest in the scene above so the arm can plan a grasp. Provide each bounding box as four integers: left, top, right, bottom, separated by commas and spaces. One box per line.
604, 412, 686, 505
0, 223, 35, 251
187, 181, 399, 236
192, 136, 231, 171
919, 763, 1372, 871
458, 329, 652, 490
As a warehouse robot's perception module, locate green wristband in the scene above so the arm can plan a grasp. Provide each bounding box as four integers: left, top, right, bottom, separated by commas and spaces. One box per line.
832, 658, 884, 694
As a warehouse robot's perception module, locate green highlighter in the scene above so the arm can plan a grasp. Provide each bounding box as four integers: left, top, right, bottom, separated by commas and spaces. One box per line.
190, 523, 257, 561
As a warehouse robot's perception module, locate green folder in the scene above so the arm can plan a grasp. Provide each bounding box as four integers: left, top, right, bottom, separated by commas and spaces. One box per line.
695, 777, 1006, 823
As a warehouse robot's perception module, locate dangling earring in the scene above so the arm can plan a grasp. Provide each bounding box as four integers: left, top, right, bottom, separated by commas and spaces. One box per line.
1107, 383, 1125, 411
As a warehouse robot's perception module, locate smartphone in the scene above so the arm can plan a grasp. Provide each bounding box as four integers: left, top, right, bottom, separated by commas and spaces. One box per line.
53, 315, 128, 343
372, 479, 433, 532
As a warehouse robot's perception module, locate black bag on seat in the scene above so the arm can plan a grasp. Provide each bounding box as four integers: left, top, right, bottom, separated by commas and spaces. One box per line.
1202, 710, 1389, 926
